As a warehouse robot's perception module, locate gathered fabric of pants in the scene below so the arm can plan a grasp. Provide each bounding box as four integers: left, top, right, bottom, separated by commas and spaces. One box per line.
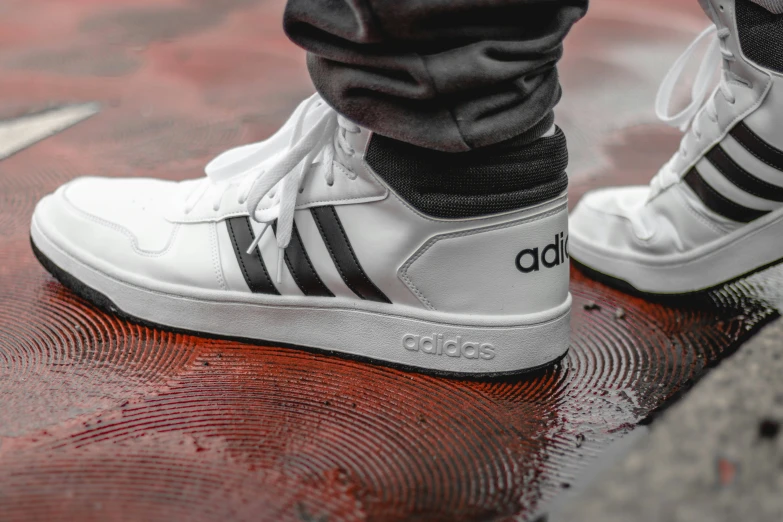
283, 0, 588, 152
283, 0, 782, 153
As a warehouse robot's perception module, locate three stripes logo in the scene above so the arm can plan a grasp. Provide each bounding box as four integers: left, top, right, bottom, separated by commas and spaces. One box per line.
684, 122, 783, 223
226, 206, 391, 303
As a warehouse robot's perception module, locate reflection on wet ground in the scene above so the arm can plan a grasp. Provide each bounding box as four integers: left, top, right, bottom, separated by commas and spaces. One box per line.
0, 0, 779, 520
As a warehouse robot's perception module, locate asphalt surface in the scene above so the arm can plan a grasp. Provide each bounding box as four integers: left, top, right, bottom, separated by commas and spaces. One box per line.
552, 314, 783, 522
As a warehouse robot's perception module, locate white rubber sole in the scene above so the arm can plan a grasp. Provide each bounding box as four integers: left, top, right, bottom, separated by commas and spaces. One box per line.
31, 215, 571, 376
569, 205, 783, 295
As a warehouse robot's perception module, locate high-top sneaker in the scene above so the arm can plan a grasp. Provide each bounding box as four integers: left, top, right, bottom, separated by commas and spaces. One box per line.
30, 94, 571, 376
570, 0, 783, 296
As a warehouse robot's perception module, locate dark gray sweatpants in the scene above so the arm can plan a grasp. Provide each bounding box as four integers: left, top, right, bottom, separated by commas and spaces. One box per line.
283, 0, 782, 153
283, 0, 588, 152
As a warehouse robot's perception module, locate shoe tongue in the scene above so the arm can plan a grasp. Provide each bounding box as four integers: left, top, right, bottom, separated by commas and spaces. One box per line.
697, 0, 725, 27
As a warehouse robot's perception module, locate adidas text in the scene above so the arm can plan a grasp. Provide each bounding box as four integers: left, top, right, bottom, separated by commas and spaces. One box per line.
402, 334, 496, 360
516, 232, 569, 273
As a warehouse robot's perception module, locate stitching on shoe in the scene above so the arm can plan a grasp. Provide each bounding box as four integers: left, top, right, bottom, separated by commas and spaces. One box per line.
398, 204, 566, 311
243, 218, 275, 288
311, 207, 357, 297
173, 165, 389, 224
227, 219, 254, 289
210, 222, 229, 291
294, 225, 324, 289
678, 186, 730, 235
329, 205, 381, 296
63, 190, 180, 257
279, 224, 330, 296
736, 125, 783, 170
710, 147, 778, 199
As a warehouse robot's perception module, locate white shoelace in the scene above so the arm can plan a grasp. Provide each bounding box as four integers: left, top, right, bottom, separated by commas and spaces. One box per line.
185, 93, 360, 282
649, 24, 743, 196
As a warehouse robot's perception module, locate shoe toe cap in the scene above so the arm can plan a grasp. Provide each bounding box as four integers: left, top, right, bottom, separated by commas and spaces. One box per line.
31, 177, 221, 291
571, 186, 651, 248
35, 176, 179, 254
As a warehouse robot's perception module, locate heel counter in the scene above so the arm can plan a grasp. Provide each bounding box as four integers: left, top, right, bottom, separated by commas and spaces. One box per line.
399, 202, 569, 316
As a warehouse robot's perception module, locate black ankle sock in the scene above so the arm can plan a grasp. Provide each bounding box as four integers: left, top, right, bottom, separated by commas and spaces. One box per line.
737, 0, 783, 73
364, 113, 568, 219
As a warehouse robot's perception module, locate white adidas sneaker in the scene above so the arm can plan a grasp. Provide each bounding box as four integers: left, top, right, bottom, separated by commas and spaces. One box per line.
570, 0, 783, 296
30, 94, 571, 376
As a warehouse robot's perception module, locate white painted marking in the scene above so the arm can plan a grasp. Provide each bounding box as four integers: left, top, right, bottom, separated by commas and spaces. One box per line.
0, 103, 99, 161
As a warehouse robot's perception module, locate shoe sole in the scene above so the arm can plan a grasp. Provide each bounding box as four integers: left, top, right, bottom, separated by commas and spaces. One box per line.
31, 217, 571, 378
570, 257, 783, 305
569, 207, 783, 298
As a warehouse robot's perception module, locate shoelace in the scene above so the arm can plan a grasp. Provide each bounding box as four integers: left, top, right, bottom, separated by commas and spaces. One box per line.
185, 93, 360, 282
649, 24, 743, 196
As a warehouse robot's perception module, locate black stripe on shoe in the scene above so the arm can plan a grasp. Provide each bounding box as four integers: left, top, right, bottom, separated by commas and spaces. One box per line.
226, 217, 279, 295
730, 122, 783, 172
705, 145, 783, 202
272, 221, 334, 298
310, 206, 392, 304
683, 167, 770, 223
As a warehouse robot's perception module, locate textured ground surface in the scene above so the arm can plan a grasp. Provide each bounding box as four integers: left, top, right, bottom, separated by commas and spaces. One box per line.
1, 1, 781, 521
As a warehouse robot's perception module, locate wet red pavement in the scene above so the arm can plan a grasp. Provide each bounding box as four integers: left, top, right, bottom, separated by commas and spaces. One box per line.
1, 1, 779, 521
